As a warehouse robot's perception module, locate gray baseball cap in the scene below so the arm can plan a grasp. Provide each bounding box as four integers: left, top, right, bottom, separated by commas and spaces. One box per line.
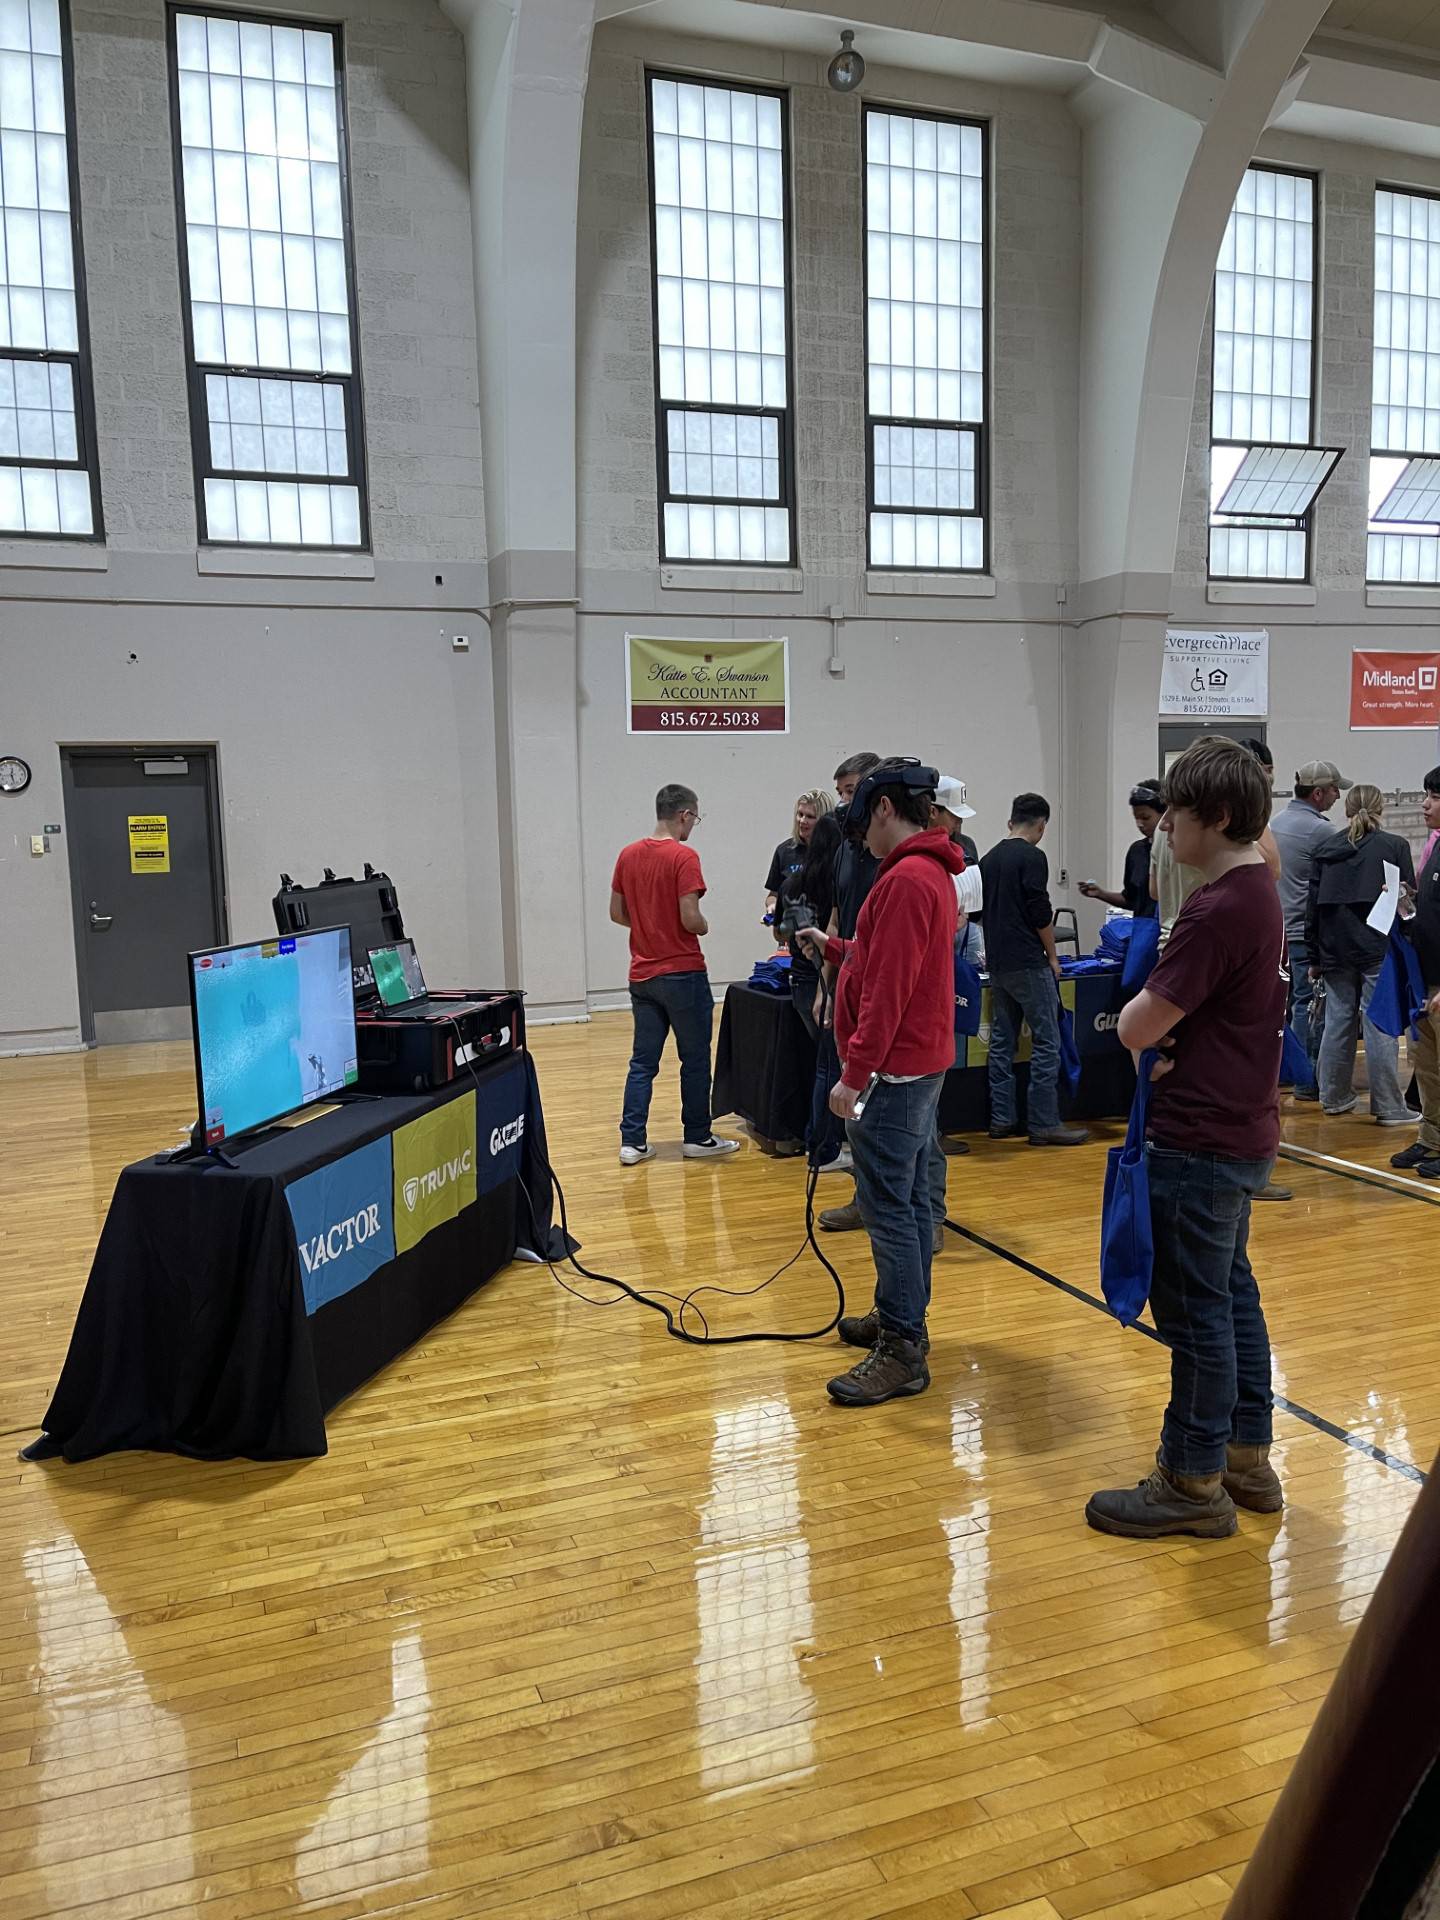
1295, 760, 1352, 790
934, 774, 976, 819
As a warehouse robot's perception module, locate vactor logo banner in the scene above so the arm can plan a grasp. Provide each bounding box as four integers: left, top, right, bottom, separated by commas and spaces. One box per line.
286, 1136, 396, 1315
392, 1092, 477, 1255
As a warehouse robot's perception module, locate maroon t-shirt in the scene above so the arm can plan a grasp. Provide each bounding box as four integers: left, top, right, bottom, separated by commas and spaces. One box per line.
1146, 860, 1287, 1161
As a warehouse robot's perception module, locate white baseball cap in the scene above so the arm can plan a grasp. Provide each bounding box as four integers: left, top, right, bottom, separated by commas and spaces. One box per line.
934, 774, 976, 819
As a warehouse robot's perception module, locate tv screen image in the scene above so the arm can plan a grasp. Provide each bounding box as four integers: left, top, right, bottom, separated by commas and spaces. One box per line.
191, 928, 358, 1146
370, 939, 426, 1009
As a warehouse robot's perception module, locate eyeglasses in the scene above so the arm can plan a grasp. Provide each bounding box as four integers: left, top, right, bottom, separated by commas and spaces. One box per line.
684, 808, 703, 823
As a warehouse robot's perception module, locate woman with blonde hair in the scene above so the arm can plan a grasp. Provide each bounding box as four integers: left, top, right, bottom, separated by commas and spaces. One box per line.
764, 788, 834, 919
1305, 783, 1417, 1123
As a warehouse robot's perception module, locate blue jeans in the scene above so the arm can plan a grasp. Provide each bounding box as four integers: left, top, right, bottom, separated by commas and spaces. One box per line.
621, 971, 714, 1146
808, 1012, 846, 1169
1286, 933, 1323, 1095
928, 1028, 960, 1228
1146, 1147, 1274, 1476
1318, 964, 1409, 1121
846, 1074, 944, 1343
988, 966, 1061, 1134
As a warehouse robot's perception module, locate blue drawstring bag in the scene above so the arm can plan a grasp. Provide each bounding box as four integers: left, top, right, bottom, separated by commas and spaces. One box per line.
1369, 923, 1428, 1040
954, 953, 982, 1037
1056, 979, 1082, 1101
1120, 913, 1161, 993
1098, 919, 1135, 965
1100, 1048, 1158, 1328
1278, 1023, 1311, 1087
747, 955, 791, 995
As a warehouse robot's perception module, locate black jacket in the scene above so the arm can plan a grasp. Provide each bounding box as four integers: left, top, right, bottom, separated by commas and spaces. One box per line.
1305, 827, 1416, 974
1413, 831, 1440, 988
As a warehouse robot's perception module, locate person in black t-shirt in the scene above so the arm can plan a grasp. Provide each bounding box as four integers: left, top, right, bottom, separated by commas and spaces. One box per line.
979, 793, 1089, 1148
763, 789, 833, 921
815, 751, 881, 1215
1077, 781, 1165, 918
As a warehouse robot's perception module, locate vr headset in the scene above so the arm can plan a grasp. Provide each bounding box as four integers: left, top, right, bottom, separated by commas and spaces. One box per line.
839, 759, 940, 841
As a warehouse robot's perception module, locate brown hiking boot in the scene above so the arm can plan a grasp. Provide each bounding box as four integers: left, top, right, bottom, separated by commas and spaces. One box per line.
819, 1199, 864, 1232
1223, 1443, 1283, 1513
837, 1306, 930, 1355
1085, 1457, 1237, 1539
827, 1329, 930, 1405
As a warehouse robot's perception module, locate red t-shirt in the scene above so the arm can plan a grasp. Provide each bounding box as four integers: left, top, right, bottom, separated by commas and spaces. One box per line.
1146, 860, 1287, 1161
611, 838, 707, 984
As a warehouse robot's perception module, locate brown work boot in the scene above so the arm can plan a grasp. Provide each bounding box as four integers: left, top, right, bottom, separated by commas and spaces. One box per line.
1085, 1457, 1237, 1539
1223, 1442, 1284, 1513
819, 1199, 864, 1232
837, 1305, 929, 1355
827, 1329, 929, 1406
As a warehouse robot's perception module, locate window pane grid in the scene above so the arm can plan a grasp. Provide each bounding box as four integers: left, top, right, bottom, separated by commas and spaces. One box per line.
1369, 190, 1440, 581
648, 73, 793, 564
173, 9, 366, 547
0, 0, 97, 536
865, 107, 986, 572
1209, 165, 1315, 582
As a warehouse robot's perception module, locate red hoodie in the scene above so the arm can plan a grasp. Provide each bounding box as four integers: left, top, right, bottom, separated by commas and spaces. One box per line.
825, 827, 963, 1090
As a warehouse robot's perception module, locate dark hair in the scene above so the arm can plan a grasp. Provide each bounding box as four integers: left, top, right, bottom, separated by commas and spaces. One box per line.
786, 812, 843, 923
1009, 792, 1051, 827
1292, 781, 1315, 799
655, 783, 698, 821
833, 751, 881, 783
1166, 736, 1270, 843
1425, 765, 1440, 796
868, 755, 936, 829
1129, 781, 1165, 810
1243, 737, 1273, 770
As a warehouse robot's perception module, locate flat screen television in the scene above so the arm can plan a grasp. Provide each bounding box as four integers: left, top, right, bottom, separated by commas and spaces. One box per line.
189, 928, 359, 1147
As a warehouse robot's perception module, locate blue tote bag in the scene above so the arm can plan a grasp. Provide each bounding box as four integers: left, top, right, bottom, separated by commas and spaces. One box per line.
1056, 979, 1082, 1102
1100, 1048, 1158, 1328
1369, 923, 1428, 1040
1278, 1023, 1311, 1087
954, 953, 983, 1037
1120, 913, 1161, 993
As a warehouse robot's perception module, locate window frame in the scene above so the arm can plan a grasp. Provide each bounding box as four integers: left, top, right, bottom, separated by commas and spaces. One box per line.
0, 0, 105, 542
1206, 160, 1321, 588
164, 2, 370, 552
643, 67, 799, 569
1366, 179, 1440, 584
862, 102, 990, 577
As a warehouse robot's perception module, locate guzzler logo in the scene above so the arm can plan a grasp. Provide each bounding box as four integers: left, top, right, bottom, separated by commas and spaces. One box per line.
402, 1149, 473, 1212
490, 1114, 525, 1156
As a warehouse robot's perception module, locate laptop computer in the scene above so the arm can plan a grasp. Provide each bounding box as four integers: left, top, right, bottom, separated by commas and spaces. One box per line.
367, 939, 487, 1021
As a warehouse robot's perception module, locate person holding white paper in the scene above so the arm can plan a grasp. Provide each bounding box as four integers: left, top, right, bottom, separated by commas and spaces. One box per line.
1305, 784, 1417, 1125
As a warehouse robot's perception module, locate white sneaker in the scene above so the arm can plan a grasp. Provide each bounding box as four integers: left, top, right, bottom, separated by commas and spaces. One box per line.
1376, 1112, 1421, 1128
618, 1143, 655, 1166
682, 1136, 741, 1159
818, 1148, 854, 1174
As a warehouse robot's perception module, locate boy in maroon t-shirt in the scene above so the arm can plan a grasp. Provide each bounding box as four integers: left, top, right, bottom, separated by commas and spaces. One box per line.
1088, 738, 1288, 1540
609, 784, 740, 1167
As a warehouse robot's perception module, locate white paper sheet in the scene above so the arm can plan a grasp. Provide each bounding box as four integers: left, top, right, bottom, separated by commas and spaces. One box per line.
1366, 859, 1402, 936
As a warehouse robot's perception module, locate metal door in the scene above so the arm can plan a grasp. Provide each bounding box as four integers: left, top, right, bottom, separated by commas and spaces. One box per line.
62, 749, 226, 1044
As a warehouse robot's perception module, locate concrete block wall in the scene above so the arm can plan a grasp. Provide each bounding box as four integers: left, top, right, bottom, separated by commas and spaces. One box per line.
577, 24, 1080, 590
71, 0, 484, 561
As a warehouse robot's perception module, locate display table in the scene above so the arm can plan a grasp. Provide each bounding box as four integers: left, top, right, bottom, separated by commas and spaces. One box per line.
712, 980, 816, 1145
27, 1051, 556, 1463
713, 970, 1134, 1145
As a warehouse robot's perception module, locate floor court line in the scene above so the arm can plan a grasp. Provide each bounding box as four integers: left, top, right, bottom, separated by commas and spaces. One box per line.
946, 1218, 1430, 1488
1278, 1138, 1440, 1205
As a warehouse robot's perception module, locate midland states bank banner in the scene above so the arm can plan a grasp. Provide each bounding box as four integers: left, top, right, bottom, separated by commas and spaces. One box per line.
626, 635, 788, 734
1350, 650, 1440, 729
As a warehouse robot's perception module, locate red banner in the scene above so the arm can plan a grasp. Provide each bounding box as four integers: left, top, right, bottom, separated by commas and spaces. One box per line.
1350, 651, 1440, 729
628, 704, 787, 733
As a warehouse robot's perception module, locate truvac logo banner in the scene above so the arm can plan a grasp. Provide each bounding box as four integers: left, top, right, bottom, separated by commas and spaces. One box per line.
392, 1093, 477, 1255
286, 1136, 396, 1315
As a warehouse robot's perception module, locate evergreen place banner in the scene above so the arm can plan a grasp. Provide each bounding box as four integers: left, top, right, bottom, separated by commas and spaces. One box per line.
626, 635, 789, 734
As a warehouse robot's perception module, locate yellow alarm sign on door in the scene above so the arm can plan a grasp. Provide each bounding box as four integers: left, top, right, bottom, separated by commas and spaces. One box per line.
128, 815, 170, 874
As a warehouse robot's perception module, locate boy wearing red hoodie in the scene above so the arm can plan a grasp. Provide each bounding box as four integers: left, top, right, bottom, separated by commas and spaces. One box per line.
798, 757, 962, 1405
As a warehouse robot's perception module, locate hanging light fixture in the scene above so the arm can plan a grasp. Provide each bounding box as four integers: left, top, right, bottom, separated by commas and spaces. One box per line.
827, 28, 865, 93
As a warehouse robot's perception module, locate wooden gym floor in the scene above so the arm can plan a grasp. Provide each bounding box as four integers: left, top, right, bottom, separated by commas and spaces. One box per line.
0, 1015, 1435, 1920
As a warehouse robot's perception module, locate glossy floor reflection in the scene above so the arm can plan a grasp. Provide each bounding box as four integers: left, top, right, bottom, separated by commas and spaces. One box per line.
0, 1021, 1430, 1920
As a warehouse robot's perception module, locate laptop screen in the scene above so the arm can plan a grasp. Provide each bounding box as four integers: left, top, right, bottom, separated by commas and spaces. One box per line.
370, 940, 427, 1009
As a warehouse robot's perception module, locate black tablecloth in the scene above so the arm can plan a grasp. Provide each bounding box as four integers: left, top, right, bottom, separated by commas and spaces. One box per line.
34, 1051, 557, 1463
713, 971, 1134, 1144
712, 981, 816, 1143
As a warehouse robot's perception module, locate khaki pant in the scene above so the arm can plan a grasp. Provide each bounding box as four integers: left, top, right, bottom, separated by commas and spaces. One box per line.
1415, 997, 1440, 1153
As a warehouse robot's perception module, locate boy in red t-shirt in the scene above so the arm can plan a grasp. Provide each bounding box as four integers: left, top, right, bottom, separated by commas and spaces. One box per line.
609, 784, 740, 1167
1089, 738, 1288, 1541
